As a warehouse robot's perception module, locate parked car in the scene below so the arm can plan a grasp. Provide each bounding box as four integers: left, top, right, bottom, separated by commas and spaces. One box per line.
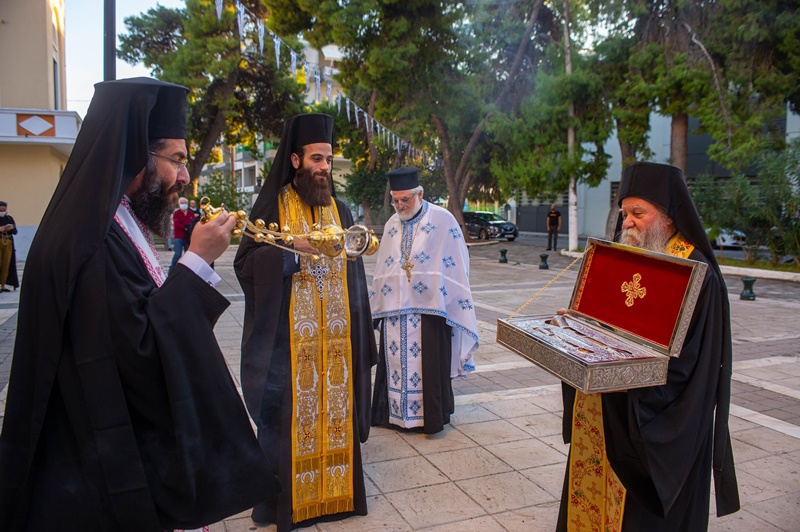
463, 211, 519, 241
705, 228, 746, 249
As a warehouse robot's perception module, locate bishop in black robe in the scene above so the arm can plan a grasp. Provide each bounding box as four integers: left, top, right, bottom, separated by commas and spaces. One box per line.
235, 114, 377, 531
557, 162, 739, 531
0, 78, 270, 531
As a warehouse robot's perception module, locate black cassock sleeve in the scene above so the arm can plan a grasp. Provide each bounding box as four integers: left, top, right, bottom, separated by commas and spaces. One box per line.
68, 227, 270, 530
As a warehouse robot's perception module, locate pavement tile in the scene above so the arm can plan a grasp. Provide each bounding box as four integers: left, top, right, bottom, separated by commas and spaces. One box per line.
456, 471, 555, 513
449, 403, 500, 425
364, 474, 380, 497
708, 510, 786, 532
414, 515, 505, 531
316, 495, 411, 531
733, 427, 800, 454
398, 426, 480, 455
364, 456, 449, 493
737, 455, 800, 493
519, 462, 567, 499
424, 446, 513, 481
724, 469, 794, 507
485, 438, 565, 470
730, 437, 776, 463
456, 419, 532, 446
507, 411, 564, 439
491, 501, 561, 532
361, 432, 420, 464
741, 492, 800, 531
384, 483, 485, 529
480, 397, 547, 419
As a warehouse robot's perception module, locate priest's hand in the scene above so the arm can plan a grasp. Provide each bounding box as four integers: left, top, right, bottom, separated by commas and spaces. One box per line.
188, 211, 237, 264
292, 238, 320, 255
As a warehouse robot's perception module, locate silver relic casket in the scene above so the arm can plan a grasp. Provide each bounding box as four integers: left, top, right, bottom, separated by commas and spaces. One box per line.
496, 238, 708, 393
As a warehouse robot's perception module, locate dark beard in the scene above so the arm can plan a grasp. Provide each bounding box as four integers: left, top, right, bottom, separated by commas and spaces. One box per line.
129, 165, 181, 237
293, 165, 332, 207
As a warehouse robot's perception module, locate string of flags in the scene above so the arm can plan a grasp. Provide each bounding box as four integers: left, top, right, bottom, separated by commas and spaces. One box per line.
219, 0, 428, 165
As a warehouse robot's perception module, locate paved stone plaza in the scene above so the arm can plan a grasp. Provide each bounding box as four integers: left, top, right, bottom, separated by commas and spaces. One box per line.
1, 240, 798, 531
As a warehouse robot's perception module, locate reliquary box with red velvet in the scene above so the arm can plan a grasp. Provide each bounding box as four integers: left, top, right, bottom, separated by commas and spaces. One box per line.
496, 238, 708, 393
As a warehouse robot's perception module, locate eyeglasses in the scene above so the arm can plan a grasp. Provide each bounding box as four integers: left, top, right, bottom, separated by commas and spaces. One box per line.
150, 152, 189, 171
391, 193, 419, 206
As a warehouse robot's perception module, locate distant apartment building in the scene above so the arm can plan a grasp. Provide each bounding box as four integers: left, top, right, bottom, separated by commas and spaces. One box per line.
0, 0, 82, 258
199, 42, 352, 202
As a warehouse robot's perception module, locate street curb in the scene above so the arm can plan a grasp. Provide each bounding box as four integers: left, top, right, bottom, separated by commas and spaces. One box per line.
718, 266, 800, 283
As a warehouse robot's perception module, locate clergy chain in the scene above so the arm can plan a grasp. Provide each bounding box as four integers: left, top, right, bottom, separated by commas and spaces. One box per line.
508, 252, 585, 319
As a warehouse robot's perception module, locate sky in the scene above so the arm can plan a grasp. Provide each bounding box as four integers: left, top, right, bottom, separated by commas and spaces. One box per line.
65, 0, 186, 118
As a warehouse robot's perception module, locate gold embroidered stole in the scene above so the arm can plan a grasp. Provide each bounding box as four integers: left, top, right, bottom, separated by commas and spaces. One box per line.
279, 186, 356, 522
567, 233, 694, 531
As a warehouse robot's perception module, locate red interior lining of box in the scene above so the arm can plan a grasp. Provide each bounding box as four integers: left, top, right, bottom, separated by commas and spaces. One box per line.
573, 244, 693, 347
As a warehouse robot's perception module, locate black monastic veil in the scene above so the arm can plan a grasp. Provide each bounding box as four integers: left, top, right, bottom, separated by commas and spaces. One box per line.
0, 78, 270, 531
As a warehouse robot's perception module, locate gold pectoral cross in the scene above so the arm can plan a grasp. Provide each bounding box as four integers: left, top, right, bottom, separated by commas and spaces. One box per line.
621, 273, 646, 307
401, 259, 414, 282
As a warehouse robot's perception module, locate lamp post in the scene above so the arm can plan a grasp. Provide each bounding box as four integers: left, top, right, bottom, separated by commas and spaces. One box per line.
104, 0, 116, 81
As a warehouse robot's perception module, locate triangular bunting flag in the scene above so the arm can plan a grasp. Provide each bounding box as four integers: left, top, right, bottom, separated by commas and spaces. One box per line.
258, 21, 265, 55
235, 1, 245, 41
215, 0, 224, 21
273, 34, 281, 66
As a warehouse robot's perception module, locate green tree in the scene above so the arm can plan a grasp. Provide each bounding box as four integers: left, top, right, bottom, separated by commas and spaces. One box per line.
197, 170, 251, 214
118, 0, 305, 189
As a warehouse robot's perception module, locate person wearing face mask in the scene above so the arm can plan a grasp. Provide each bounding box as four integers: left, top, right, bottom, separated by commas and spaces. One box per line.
170, 196, 195, 272
0, 201, 19, 292
369, 167, 478, 434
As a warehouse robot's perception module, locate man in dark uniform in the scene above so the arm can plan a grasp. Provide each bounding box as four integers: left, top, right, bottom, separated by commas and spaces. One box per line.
546, 203, 561, 251
0, 78, 270, 531
235, 113, 377, 531
557, 162, 739, 531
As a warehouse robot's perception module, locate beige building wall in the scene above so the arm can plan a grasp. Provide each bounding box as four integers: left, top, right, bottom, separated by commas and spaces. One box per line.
0, 0, 74, 260
0, 145, 65, 226
0, 0, 67, 110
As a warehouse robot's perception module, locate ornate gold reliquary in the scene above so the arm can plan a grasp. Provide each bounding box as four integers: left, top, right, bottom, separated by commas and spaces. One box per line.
496, 238, 708, 393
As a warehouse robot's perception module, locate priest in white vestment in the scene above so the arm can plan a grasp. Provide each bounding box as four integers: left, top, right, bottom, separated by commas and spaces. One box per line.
369, 167, 478, 434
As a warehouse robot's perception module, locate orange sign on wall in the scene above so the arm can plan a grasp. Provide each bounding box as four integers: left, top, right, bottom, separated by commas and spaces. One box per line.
17, 114, 56, 137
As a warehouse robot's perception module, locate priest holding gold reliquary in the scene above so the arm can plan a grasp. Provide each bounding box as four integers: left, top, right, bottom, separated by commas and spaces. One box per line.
555, 162, 740, 531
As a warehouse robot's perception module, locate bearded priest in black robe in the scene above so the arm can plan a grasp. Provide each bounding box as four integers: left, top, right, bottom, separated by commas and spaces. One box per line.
0, 78, 271, 531
557, 162, 740, 531
234, 113, 378, 531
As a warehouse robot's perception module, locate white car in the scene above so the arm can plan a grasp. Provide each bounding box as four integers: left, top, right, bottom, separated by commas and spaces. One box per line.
706, 228, 746, 249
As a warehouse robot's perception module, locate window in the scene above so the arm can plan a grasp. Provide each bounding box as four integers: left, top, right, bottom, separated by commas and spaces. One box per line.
53, 59, 60, 110
610, 181, 620, 206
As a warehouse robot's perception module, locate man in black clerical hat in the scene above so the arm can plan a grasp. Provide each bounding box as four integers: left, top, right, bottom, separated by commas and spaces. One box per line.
557, 162, 739, 531
234, 113, 377, 531
0, 78, 270, 531
368, 167, 479, 434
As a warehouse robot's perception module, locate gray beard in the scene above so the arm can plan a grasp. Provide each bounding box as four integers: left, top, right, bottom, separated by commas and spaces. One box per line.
619, 221, 673, 252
